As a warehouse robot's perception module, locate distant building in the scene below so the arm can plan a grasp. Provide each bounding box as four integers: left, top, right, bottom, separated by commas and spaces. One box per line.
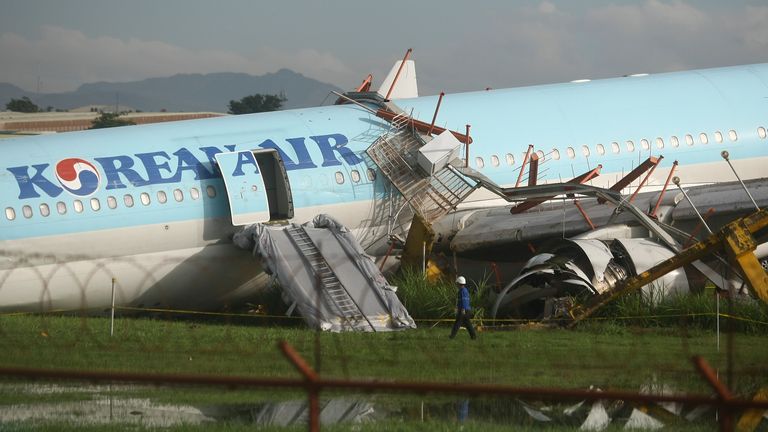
0, 111, 226, 134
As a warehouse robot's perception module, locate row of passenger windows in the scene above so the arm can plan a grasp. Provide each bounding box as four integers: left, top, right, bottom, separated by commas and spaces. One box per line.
471, 128, 756, 169
5, 167, 380, 221
334, 168, 376, 185
4, 185, 218, 221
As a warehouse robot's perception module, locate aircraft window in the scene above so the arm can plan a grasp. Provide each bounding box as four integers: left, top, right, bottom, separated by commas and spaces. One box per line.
22, 205, 32, 219
505, 153, 515, 166
640, 139, 650, 150
611, 142, 620, 153
173, 189, 183, 202
39, 203, 50, 217
581, 145, 590, 157
729, 129, 738, 141
475, 157, 485, 168
141, 192, 151, 206
157, 191, 168, 203
73, 200, 84, 213
699, 133, 709, 144
552, 149, 561, 160
491, 155, 500, 167
626, 140, 635, 152
206, 186, 216, 199
656, 138, 664, 149
685, 134, 694, 146
107, 196, 117, 209
715, 131, 724, 143
335, 171, 345, 184
596, 144, 605, 155
670, 136, 679, 147
759, 127, 767, 139
56, 202, 66, 215
190, 187, 200, 200
367, 168, 376, 181
351, 170, 361, 183
90, 198, 100, 211
4, 207, 15, 221
124, 194, 134, 207
566, 147, 575, 159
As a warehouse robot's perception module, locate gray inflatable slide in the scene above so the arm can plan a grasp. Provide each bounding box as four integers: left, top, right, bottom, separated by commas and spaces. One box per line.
234, 215, 416, 332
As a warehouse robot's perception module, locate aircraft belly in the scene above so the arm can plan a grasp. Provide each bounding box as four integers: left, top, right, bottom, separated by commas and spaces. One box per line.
0, 243, 266, 312
0, 217, 268, 312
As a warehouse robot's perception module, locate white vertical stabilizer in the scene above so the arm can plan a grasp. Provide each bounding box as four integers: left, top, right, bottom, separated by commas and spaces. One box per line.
376, 60, 418, 99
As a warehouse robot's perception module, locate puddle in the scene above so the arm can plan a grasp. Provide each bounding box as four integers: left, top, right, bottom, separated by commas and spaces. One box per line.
0, 382, 747, 429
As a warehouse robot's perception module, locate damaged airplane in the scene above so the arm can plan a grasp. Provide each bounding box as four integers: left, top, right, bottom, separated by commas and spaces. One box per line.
1, 53, 767, 324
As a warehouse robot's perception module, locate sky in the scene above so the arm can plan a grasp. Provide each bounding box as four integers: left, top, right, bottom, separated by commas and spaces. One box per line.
1, 0, 767, 96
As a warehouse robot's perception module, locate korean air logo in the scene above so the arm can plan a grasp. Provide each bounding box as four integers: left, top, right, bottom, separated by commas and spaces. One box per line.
54, 158, 101, 197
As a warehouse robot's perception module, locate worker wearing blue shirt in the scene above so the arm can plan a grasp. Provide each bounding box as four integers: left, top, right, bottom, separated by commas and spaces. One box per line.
449, 276, 477, 339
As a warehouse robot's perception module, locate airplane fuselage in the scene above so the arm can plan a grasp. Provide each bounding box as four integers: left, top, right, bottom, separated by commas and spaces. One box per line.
2, 63, 768, 311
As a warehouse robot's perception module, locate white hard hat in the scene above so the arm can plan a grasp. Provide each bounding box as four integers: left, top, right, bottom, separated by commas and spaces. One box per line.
456, 276, 466, 284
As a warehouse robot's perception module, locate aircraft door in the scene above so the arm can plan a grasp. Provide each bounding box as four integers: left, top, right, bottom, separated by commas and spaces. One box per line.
215, 150, 293, 226
215, 150, 269, 225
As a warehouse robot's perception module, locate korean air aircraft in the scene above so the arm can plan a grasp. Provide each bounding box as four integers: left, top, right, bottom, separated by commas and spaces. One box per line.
2, 59, 768, 312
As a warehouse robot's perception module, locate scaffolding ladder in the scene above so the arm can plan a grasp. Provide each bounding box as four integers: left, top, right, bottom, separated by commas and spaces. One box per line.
285, 226, 375, 331
367, 126, 476, 224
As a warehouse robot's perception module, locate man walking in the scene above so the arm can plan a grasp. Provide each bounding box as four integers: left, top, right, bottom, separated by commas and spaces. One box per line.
449, 276, 477, 339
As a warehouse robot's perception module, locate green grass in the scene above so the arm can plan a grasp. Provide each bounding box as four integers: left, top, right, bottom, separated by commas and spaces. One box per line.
0, 314, 765, 392
0, 313, 765, 430
593, 291, 768, 333
390, 268, 490, 320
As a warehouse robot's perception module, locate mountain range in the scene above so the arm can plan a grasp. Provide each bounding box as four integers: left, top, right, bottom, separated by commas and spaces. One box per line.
0, 69, 344, 113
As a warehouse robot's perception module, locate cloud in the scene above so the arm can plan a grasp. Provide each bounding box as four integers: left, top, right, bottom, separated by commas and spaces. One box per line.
416, 1, 768, 94
0, 26, 353, 92
1, 2, 767, 96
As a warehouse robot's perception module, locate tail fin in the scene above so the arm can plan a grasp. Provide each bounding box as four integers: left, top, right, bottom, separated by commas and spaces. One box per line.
376, 60, 418, 100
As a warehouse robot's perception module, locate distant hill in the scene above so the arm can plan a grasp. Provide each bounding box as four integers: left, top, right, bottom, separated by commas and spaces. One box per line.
0, 69, 344, 113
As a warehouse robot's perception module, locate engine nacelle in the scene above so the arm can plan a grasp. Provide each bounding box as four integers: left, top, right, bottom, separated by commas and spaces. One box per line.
491, 238, 691, 320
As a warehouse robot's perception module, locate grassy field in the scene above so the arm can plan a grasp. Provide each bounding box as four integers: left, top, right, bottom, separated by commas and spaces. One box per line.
0, 312, 766, 430
0, 314, 766, 391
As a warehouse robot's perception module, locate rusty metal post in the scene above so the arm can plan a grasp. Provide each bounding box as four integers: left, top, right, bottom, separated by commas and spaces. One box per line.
629, 156, 663, 203
684, 208, 715, 247
574, 200, 596, 230
281, 341, 320, 432
385, 48, 412, 100
650, 160, 678, 218
515, 145, 534, 188
528, 153, 540, 187
428, 92, 445, 136
693, 356, 734, 432
464, 124, 471, 167
379, 240, 396, 271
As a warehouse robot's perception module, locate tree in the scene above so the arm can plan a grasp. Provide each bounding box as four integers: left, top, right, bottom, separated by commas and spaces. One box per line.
89, 112, 136, 129
6, 97, 40, 113
227, 94, 285, 115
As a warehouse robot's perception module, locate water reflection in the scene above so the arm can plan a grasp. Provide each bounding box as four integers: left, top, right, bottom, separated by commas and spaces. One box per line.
0, 382, 754, 430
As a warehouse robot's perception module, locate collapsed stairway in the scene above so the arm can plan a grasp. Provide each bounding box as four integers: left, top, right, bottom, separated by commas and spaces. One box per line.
234, 214, 416, 332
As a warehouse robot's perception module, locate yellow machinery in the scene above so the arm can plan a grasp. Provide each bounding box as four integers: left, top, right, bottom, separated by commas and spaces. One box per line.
568, 209, 768, 327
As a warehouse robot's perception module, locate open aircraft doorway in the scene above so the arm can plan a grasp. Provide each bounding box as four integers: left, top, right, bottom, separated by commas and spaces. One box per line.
215, 149, 294, 225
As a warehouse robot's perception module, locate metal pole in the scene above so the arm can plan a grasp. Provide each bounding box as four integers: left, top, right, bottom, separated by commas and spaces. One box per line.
721, 151, 760, 210
629, 156, 663, 203
422, 241, 426, 275
428, 92, 445, 136
515, 145, 534, 188
673, 177, 713, 235
110, 278, 116, 337
651, 161, 678, 218
385, 48, 412, 100
464, 125, 471, 168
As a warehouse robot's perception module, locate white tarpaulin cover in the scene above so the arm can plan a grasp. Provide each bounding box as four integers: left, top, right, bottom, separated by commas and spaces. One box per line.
234, 214, 416, 332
